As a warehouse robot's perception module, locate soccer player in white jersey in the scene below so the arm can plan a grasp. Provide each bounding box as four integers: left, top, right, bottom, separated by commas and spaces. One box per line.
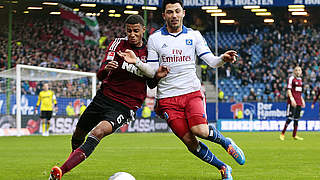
118, 0, 245, 179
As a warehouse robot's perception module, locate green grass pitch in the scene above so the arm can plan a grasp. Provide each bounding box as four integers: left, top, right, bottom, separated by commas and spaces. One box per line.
0, 132, 319, 180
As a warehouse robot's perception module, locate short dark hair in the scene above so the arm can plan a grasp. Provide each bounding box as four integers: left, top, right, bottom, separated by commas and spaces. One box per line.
124, 15, 145, 26
162, 0, 183, 12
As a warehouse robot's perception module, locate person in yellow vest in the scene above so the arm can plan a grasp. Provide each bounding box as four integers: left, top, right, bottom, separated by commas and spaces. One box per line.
79, 102, 87, 116
66, 102, 76, 117
142, 105, 151, 118
200, 64, 208, 81
236, 109, 244, 119
218, 88, 224, 101
35, 83, 57, 136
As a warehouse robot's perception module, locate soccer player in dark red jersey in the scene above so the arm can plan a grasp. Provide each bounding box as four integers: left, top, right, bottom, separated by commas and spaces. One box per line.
311, 87, 320, 109
49, 15, 169, 180
280, 66, 305, 141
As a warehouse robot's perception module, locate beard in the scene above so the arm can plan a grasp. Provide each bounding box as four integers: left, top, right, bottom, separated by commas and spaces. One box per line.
167, 21, 181, 31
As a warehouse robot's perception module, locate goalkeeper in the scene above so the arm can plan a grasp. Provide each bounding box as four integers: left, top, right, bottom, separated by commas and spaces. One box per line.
35, 83, 57, 136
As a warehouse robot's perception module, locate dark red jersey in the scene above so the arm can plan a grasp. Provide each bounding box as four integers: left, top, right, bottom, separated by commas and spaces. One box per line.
97, 38, 148, 110
287, 76, 303, 106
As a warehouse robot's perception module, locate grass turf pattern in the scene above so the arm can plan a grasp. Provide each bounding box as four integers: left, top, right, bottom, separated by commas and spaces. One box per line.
0, 132, 319, 180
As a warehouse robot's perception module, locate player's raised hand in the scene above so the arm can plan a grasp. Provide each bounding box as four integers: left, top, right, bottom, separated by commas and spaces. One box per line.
118, 49, 138, 64
222, 50, 238, 63
156, 66, 170, 79
105, 61, 119, 71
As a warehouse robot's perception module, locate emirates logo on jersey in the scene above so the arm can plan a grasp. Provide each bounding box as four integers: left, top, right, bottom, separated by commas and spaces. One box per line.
161, 49, 191, 62
161, 55, 191, 62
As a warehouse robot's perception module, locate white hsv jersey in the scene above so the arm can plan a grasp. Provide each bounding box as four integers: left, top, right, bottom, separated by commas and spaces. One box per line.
147, 25, 221, 99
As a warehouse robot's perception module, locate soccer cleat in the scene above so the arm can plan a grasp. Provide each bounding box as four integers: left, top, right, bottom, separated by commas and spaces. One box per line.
226, 137, 245, 165
280, 134, 285, 141
293, 136, 304, 140
220, 165, 232, 180
49, 166, 62, 180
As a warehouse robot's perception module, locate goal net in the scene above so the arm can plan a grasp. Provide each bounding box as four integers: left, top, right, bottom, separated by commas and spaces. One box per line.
0, 64, 96, 136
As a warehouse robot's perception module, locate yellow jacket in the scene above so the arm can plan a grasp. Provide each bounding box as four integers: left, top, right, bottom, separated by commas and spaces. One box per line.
66, 105, 75, 116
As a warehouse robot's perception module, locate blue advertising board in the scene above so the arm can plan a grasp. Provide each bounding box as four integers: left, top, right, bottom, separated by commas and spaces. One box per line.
0, 93, 319, 133
1, 93, 318, 121
0, 94, 90, 116
206, 102, 319, 121
217, 119, 320, 131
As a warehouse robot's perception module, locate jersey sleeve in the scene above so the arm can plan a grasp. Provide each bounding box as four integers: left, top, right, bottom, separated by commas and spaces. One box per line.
194, 31, 212, 58
147, 35, 159, 63
287, 76, 294, 89
97, 39, 119, 81
146, 35, 160, 73
194, 31, 224, 68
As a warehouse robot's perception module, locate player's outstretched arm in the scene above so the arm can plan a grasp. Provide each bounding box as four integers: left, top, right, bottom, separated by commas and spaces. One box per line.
118, 49, 157, 78
200, 50, 237, 68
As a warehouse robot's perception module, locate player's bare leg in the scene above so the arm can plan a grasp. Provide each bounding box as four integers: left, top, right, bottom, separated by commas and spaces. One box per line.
45, 119, 50, 136
41, 118, 46, 136
292, 120, 303, 140
71, 126, 89, 151
180, 131, 232, 180
49, 121, 113, 180
280, 118, 292, 140
191, 124, 245, 165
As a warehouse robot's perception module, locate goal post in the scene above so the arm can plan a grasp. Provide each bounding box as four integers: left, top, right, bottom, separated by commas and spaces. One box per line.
0, 64, 96, 136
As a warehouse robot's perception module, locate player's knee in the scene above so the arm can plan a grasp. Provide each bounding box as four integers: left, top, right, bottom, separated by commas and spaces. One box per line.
91, 121, 113, 139
91, 128, 105, 139
190, 125, 209, 138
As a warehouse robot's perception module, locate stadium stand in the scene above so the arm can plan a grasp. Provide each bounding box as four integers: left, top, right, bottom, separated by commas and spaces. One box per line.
203, 23, 320, 102
1, 13, 319, 102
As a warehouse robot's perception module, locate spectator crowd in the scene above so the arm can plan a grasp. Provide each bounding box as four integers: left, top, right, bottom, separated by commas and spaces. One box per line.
1, 13, 320, 103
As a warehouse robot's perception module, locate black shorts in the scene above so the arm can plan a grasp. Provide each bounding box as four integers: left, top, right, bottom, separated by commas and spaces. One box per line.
77, 89, 135, 133
286, 104, 301, 120
40, 111, 53, 120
